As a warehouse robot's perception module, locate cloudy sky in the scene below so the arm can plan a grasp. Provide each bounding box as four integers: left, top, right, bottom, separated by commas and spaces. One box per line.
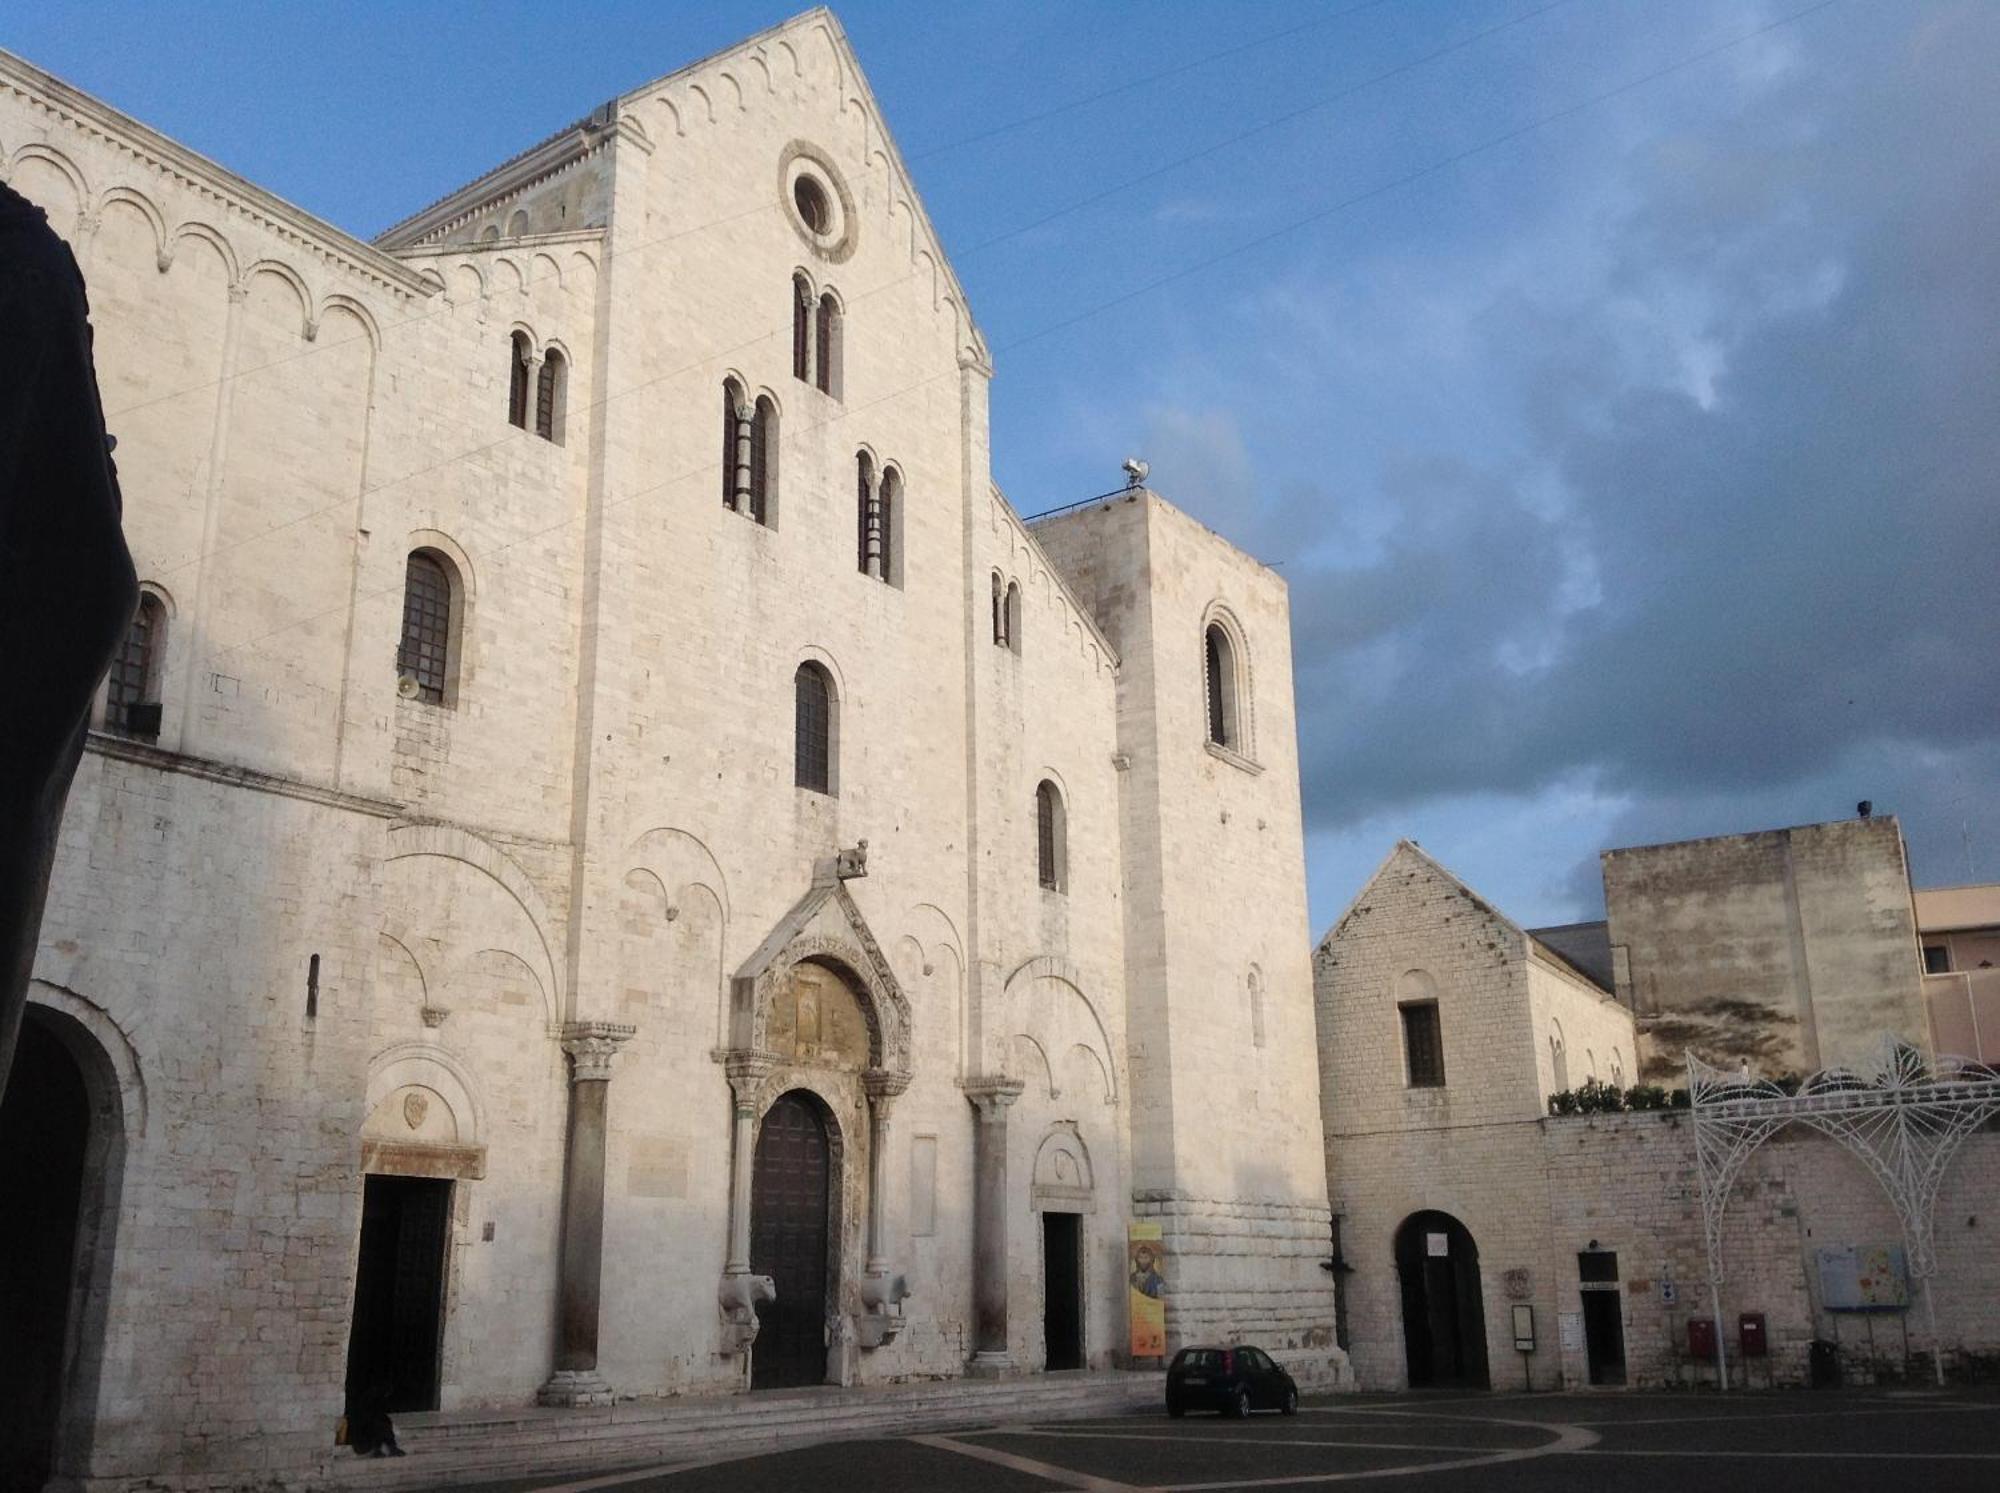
9, 0, 1993, 932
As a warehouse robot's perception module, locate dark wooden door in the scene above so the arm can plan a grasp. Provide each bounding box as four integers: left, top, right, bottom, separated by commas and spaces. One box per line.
750, 1092, 831, 1390
1395, 1212, 1489, 1389
346, 1176, 450, 1413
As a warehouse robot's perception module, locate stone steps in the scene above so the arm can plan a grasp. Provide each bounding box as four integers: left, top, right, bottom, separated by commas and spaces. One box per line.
323, 1370, 1163, 1489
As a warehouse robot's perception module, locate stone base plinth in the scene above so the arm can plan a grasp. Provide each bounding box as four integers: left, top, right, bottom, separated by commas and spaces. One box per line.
537, 1369, 615, 1407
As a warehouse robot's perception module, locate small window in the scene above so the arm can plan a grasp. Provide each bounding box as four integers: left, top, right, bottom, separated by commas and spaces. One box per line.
723, 379, 744, 508
106, 592, 165, 739
749, 396, 776, 525
991, 572, 1006, 646
1401, 1001, 1444, 1088
878, 467, 899, 587
1923, 944, 1951, 975
1035, 780, 1065, 892
1550, 1029, 1569, 1092
1204, 623, 1237, 747
508, 332, 531, 429
815, 292, 840, 398
794, 662, 833, 794
792, 274, 812, 383
794, 175, 830, 234
856, 451, 874, 574
535, 348, 566, 444
397, 551, 455, 705
1005, 582, 1022, 656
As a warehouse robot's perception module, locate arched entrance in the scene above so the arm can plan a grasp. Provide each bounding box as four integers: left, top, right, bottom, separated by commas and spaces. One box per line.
750, 1090, 837, 1390
1, 1005, 126, 1489
1394, 1211, 1489, 1389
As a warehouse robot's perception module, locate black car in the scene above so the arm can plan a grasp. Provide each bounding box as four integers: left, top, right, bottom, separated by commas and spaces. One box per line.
1165, 1344, 1299, 1418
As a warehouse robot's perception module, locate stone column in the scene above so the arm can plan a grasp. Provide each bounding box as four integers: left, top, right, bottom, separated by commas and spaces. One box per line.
722, 1052, 775, 1274
539, 1020, 635, 1407
862, 1070, 909, 1275
731, 400, 754, 512
963, 1076, 1023, 1375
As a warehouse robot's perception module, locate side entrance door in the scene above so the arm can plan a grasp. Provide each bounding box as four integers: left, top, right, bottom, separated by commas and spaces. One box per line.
345, 1175, 451, 1413
750, 1092, 832, 1390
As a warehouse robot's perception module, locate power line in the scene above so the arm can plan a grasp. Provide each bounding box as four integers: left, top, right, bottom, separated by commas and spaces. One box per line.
203, 0, 1845, 678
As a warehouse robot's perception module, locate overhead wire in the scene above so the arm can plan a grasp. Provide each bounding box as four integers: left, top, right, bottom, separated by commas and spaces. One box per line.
202, 0, 1846, 678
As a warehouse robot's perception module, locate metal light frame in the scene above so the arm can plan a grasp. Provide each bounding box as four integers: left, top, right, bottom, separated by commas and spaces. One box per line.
1688, 1037, 2000, 1389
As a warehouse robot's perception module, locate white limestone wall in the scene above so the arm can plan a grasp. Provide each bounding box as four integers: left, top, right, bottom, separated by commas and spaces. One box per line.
1525, 953, 1635, 1100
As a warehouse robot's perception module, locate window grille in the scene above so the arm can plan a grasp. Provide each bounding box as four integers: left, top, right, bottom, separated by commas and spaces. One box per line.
856, 453, 873, 573
750, 397, 773, 525
107, 593, 164, 738
794, 664, 831, 793
722, 381, 740, 507
878, 469, 897, 585
815, 294, 836, 395
535, 349, 564, 443
1401, 1002, 1445, 1087
398, 552, 452, 704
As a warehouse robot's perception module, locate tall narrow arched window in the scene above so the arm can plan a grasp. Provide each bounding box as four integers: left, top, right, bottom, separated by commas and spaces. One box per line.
991, 572, 1006, 646
794, 662, 834, 794
1204, 623, 1237, 747
1550, 1026, 1569, 1092
508, 332, 531, 429
792, 274, 812, 383
107, 592, 165, 739
1035, 780, 1066, 892
816, 292, 840, 397
398, 550, 457, 705
723, 379, 744, 508
856, 451, 875, 574
535, 347, 566, 444
750, 395, 776, 526
1005, 582, 1022, 655
878, 467, 900, 587
1249, 967, 1266, 1049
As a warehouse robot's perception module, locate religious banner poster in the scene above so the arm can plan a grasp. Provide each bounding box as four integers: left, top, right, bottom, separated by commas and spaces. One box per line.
1128, 1222, 1166, 1359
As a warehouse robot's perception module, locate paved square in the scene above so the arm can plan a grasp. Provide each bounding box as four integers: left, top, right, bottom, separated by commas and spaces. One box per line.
452, 1389, 2000, 1493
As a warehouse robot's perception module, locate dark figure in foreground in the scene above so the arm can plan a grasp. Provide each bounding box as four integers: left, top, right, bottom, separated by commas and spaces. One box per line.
346, 1383, 406, 1458
0, 180, 138, 1102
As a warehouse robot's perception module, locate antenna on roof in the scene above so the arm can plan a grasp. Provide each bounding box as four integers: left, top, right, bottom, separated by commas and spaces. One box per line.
1121, 457, 1149, 490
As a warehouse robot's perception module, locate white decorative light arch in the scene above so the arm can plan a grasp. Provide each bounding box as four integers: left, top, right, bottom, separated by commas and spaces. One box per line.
1688, 1038, 2000, 1388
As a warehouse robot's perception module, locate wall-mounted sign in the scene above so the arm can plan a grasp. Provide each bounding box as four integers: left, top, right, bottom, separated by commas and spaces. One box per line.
1660, 1280, 1678, 1306
1512, 1304, 1536, 1352
1426, 1232, 1449, 1257
1558, 1311, 1583, 1351
1816, 1245, 1909, 1311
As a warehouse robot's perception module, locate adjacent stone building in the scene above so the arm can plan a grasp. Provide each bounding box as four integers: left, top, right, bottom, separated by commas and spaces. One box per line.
0, 13, 1340, 1489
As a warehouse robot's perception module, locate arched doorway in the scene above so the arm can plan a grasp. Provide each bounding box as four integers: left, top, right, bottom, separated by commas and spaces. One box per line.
1, 1006, 125, 1488
750, 1090, 836, 1390
1394, 1211, 1489, 1389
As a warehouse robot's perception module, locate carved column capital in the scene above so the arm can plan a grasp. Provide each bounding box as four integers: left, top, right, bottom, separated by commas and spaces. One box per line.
863, 1068, 911, 1104
961, 1075, 1024, 1121
722, 1049, 778, 1104
561, 1021, 636, 1082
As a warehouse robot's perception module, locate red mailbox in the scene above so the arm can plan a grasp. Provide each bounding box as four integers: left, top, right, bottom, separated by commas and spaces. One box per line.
1739, 1312, 1768, 1358
1688, 1316, 1716, 1359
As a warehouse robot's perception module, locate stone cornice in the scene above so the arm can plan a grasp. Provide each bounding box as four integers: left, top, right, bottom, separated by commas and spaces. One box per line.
0, 49, 432, 300
84, 732, 403, 818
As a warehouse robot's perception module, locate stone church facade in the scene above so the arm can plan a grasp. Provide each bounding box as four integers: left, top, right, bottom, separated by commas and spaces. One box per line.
0, 10, 1338, 1489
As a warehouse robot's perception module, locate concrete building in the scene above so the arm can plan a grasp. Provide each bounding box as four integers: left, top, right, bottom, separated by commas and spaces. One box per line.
0, 14, 1339, 1489
1917, 883, 2000, 1061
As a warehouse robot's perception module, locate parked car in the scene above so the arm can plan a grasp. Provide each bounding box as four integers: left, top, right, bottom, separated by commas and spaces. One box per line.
1165, 1345, 1299, 1418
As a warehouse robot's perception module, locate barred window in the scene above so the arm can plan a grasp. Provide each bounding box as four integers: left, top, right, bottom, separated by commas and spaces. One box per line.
107, 592, 165, 739
723, 379, 743, 508
508, 332, 531, 429
397, 551, 454, 705
878, 467, 899, 587
856, 451, 874, 574
1401, 1002, 1445, 1088
1035, 779, 1065, 892
535, 348, 565, 444
794, 662, 833, 794
793, 274, 812, 383
749, 396, 775, 525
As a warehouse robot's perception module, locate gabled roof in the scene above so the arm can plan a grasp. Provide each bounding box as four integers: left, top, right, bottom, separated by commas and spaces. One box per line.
372, 9, 988, 361
1318, 840, 1613, 995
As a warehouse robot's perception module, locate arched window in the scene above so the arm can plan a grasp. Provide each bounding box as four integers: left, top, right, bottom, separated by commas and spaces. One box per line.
1035, 779, 1066, 892
723, 379, 743, 508
878, 466, 900, 587
508, 332, 531, 429
815, 292, 840, 398
794, 662, 834, 794
1610, 1049, 1625, 1088
749, 395, 776, 525
535, 347, 566, 444
856, 451, 875, 574
1248, 967, 1266, 1050
991, 572, 1006, 646
1005, 582, 1022, 656
1204, 622, 1239, 748
106, 592, 165, 739
792, 274, 812, 383
1549, 1026, 1569, 1092
398, 550, 457, 705
506, 208, 530, 237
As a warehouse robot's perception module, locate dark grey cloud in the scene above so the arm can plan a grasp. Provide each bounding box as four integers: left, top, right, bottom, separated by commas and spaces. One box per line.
1280, 3, 2000, 898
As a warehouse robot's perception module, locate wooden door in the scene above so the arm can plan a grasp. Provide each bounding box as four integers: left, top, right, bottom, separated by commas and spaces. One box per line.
750, 1092, 832, 1389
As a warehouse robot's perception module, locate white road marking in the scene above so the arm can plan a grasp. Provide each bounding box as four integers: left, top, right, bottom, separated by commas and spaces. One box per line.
910, 1432, 1143, 1490
1146, 1417, 1597, 1491
510, 1452, 734, 1492
1573, 1447, 2000, 1460
1003, 1429, 1526, 1453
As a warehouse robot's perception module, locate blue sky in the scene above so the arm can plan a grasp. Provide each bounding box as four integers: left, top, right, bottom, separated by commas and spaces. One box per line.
9, 1, 1995, 934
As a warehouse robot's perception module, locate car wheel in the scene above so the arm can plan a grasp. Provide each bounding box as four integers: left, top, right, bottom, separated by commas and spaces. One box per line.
1229, 1387, 1251, 1419
1281, 1386, 1298, 1416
